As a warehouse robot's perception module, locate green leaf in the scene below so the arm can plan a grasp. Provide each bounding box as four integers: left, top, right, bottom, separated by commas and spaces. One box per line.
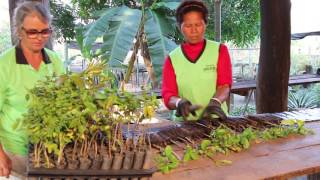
281, 119, 296, 126
100, 6, 142, 66
83, 7, 120, 50
167, 162, 178, 169
161, 166, 170, 173
70, 74, 85, 89
94, 92, 108, 100
153, 2, 180, 11
144, 9, 177, 83
183, 153, 191, 162
190, 151, 199, 160
240, 137, 250, 149
45, 143, 59, 155
200, 139, 211, 150
183, 145, 198, 162
296, 120, 305, 128
164, 145, 173, 155
75, 26, 91, 59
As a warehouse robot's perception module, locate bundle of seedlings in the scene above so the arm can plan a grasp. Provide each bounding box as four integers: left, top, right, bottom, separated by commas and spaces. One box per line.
143, 113, 285, 146
16, 61, 159, 173
155, 119, 313, 173
139, 121, 211, 146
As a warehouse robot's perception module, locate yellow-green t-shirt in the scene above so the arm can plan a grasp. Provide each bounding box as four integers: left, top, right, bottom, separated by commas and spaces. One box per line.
0, 46, 64, 155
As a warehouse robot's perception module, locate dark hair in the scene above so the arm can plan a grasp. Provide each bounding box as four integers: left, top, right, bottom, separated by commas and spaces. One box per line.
176, 0, 208, 26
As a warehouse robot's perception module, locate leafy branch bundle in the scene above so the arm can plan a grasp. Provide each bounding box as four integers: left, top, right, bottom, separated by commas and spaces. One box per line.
18, 61, 159, 170
156, 119, 313, 173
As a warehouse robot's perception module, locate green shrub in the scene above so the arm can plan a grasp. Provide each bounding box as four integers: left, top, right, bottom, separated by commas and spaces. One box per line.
0, 22, 12, 53
230, 104, 256, 116
288, 89, 318, 111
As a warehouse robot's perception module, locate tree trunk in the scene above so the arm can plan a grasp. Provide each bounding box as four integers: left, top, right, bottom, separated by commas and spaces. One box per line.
9, 0, 52, 49
124, 36, 139, 85
214, 0, 222, 42
256, 0, 291, 113
141, 34, 158, 89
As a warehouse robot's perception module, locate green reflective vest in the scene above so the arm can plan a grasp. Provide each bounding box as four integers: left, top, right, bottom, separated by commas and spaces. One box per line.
170, 40, 228, 121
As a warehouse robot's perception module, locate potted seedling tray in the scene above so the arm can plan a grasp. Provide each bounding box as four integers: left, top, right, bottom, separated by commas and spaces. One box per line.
27, 166, 156, 178
26, 145, 156, 178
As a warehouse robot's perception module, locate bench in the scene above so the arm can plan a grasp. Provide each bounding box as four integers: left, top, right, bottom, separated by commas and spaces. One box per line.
231, 74, 320, 96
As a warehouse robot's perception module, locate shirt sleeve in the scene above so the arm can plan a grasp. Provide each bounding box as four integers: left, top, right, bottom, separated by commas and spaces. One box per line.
161, 56, 178, 109
217, 44, 233, 87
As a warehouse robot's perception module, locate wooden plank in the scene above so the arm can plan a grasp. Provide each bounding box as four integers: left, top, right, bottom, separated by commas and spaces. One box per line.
152, 121, 320, 180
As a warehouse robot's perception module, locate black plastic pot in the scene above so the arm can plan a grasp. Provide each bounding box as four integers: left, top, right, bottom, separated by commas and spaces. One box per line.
122, 151, 134, 170
91, 155, 103, 169
67, 158, 79, 170
79, 157, 92, 170
56, 157, 67, 169
56, 162, 67, 170
133, 151, 145, 170
101, 155, 113, 170
111, 153, 124, 170
140, 150, 153, 180
143, 150, 153, 169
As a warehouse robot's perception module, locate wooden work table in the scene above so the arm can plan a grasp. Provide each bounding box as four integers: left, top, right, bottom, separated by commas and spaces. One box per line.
152, 120, 320, 180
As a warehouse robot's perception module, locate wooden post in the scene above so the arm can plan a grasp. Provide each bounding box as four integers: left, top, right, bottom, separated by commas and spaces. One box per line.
256, 0, 291, 113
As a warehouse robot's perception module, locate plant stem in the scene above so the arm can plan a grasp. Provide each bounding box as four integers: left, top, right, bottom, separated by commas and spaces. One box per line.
113, 123, 118, 150
43, 148, 50, 168
124, 33, 140, 83
108, 138, 112, 157
72, 139, 78, 161
80, 138, 85, 157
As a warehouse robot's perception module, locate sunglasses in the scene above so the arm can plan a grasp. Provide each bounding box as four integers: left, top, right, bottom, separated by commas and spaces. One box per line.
21, 27, 52, 39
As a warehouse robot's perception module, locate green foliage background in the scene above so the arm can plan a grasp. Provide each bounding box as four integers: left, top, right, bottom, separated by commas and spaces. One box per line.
0, 22, 12, 53
51, 0, 260, 47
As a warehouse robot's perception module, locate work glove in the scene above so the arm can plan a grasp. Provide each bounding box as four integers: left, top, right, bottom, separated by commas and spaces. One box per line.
202, 98, 227, 120
176, 99, 199, 120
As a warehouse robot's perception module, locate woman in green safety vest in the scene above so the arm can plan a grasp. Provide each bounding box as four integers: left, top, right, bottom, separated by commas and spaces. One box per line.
0, 2, 64, 178
161, 0, 232, 121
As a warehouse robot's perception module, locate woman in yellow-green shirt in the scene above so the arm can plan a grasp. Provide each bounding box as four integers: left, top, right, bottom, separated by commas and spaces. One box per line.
0, 2, 64, 178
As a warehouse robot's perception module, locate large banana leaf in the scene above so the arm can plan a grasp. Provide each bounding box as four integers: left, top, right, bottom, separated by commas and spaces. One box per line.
153, 2, 180, 11
99, 6, 142, 66
151, 9, 176, 38
144, 9, 177, 83
83, 7, 121, 50
75, 25, 91, 59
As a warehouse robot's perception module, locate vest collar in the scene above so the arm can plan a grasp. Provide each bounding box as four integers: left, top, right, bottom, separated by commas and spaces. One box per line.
15, 45, 51, 65
181, 39, 206, 64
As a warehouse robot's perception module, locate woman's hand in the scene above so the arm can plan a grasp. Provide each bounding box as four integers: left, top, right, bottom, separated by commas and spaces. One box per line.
176, 98, 201, 120
202, 98, 227, 120
0, 146, 12, 178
